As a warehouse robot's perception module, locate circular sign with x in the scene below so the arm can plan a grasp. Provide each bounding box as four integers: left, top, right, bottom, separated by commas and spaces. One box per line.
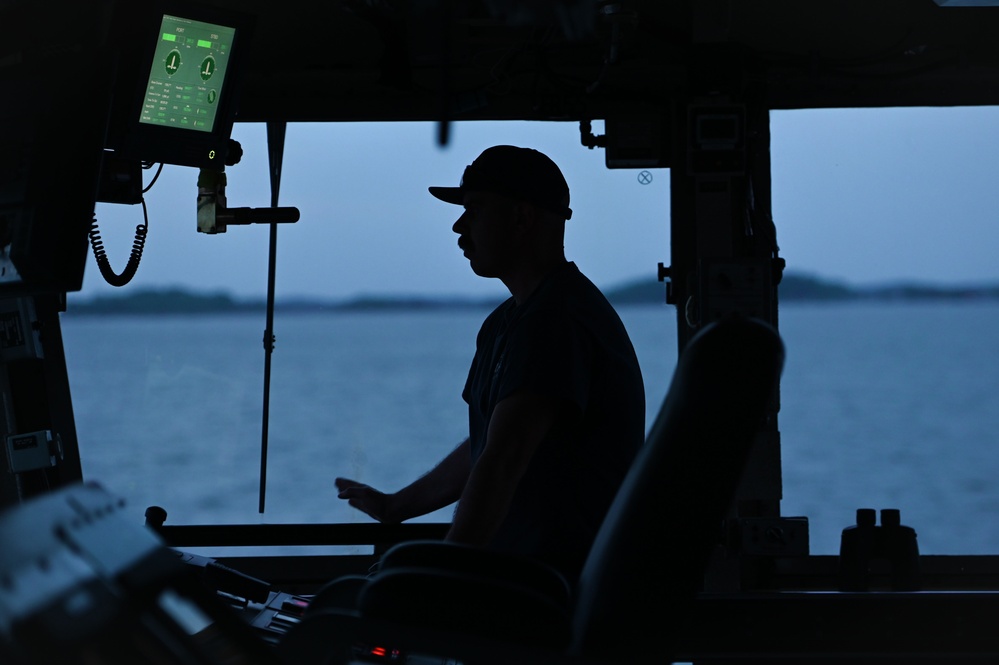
638, 170, 653, 185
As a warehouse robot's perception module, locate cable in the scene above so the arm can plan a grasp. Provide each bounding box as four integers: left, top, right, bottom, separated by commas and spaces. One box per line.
89, 198, 149, 287
89, 162, 161, 287
142, 163, 164, 193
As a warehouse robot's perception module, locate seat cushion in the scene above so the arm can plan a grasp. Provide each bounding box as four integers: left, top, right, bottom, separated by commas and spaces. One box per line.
358, 566, 572, 649
376, 540, 572, 610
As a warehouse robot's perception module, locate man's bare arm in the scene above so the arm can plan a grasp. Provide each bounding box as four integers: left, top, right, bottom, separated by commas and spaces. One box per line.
336, 439, 471, 523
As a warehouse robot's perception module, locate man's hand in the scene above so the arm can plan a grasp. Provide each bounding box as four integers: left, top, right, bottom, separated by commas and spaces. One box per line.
335, 477, 398, 523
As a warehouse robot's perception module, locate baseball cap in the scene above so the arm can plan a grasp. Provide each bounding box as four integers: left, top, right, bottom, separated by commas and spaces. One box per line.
429, 145, 573, 220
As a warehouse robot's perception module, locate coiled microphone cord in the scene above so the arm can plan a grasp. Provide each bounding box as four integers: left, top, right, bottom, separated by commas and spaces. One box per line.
88, 162, 161, 287
89, 199, 148, 287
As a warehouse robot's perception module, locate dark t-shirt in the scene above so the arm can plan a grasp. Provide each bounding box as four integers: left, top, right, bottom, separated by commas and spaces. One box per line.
461, 261, 645, 584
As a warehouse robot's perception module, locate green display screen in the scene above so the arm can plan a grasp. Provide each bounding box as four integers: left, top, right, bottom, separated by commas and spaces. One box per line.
139, 14, 236, 133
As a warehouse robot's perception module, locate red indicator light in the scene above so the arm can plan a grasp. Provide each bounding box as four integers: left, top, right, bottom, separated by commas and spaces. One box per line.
281, 598, 309, 616
370, 646, 387, 657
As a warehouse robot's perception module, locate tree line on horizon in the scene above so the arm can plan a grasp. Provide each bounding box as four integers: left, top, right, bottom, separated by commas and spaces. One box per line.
63, 273, 999, 315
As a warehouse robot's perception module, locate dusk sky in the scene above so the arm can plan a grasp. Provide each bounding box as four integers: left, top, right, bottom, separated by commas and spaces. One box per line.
83, 106, 999, 302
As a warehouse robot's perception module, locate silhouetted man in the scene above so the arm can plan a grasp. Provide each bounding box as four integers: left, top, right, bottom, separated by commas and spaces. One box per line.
336, 145, 645, 585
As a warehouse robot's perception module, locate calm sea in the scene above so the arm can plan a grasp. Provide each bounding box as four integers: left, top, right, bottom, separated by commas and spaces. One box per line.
62, 301, 999, 555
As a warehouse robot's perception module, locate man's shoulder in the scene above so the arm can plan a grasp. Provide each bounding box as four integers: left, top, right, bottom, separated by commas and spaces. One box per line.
531, 263, 621, 324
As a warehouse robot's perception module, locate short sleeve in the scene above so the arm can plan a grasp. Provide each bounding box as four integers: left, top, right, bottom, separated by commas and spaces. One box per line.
492, 307, 591, 412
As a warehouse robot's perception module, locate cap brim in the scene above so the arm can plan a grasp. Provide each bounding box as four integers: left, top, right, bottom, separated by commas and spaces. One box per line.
428, 186, 464, 205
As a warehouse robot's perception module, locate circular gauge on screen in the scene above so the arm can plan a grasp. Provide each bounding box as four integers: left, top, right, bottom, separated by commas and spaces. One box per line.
200, 56, 216, 82
164, 49, 181, 76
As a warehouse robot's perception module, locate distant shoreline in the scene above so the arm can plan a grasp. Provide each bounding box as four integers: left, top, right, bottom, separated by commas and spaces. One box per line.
63, 273, 999, 316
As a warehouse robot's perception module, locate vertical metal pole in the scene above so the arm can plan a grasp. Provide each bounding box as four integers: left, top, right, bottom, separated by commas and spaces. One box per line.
259, 122, 286, 514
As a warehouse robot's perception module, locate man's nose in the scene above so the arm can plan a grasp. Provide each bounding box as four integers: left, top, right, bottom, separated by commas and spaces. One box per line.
452, 211, 467, 234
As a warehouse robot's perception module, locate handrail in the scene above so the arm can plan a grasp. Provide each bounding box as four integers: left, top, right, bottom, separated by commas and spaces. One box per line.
154, 522, 449, 548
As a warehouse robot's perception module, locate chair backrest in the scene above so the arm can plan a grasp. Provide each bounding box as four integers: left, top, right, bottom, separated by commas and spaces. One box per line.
571, 315, 784, 660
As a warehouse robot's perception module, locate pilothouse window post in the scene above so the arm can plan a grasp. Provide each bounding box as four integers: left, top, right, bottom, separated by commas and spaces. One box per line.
0, 295, 84, 507
667, 85, 793, 590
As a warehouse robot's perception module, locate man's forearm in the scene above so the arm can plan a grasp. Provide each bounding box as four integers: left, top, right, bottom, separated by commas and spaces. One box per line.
389, 439, 471, 522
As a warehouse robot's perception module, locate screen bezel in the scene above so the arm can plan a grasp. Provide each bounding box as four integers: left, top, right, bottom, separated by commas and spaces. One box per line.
106, 0, 254, 169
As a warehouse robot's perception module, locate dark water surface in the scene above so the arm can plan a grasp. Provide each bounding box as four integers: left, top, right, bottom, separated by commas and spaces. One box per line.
63, 301, 999, 554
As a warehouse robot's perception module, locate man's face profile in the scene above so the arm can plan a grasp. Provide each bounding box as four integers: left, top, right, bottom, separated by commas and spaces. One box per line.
453, 191, 521, 278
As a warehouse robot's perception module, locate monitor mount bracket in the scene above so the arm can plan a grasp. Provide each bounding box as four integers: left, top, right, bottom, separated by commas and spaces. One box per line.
196, 167, 300, 234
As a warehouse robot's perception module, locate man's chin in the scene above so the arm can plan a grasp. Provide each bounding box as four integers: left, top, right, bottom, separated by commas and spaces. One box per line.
467, 260, 497, 279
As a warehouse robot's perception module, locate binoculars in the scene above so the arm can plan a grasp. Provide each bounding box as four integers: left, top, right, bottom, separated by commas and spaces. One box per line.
839, 508, 920, 592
